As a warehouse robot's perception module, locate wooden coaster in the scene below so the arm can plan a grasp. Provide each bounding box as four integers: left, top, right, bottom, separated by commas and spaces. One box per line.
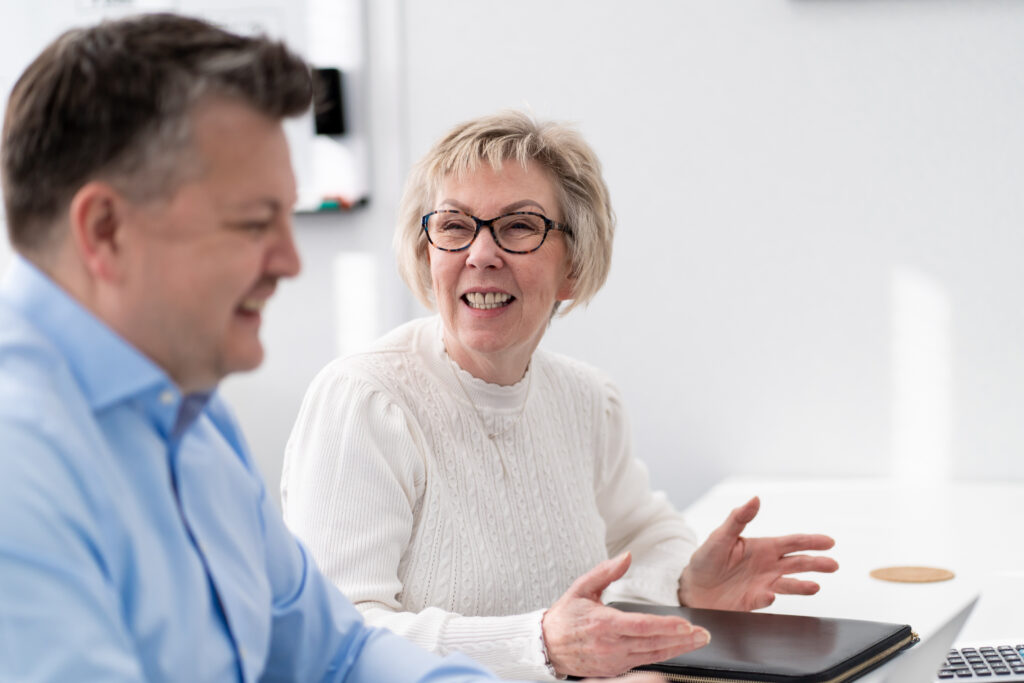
870, 566, 955, 583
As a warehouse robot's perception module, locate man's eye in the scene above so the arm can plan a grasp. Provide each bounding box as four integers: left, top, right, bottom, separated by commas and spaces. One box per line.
234, 220, 272, 232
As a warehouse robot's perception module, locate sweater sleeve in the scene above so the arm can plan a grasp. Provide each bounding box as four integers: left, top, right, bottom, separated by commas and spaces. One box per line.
592, 377, 699, 606
280, 361, 556, 681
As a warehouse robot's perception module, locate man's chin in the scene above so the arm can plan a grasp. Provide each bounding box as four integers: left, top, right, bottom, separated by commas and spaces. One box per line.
221, 344, 266, 379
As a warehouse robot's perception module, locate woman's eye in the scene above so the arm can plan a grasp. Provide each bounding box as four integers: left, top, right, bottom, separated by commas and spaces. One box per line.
506, 221, 541, 234
439, 222, 473, 233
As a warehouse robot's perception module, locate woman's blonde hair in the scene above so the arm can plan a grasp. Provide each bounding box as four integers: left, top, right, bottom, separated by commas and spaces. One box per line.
395, 110, 615, 314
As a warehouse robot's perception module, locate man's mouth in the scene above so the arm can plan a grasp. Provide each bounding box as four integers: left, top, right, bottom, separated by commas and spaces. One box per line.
462, 291, 514, 310
238, 297, 267, 314
238, 280, 277, 315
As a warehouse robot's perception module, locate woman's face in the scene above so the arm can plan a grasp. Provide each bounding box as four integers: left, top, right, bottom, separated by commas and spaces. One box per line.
429, 160, 574, 384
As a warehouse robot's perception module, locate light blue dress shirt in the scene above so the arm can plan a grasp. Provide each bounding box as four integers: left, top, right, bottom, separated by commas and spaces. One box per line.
0, 256, 506, 682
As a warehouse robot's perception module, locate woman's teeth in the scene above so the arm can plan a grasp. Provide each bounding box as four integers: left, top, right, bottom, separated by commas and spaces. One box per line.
464, 292, 512, 310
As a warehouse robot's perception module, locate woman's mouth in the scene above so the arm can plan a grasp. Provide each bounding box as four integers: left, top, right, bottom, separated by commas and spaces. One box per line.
462, 292, 514, 310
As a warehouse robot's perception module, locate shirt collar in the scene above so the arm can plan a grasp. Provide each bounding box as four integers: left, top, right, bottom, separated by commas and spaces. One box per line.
1, 255, 174, 413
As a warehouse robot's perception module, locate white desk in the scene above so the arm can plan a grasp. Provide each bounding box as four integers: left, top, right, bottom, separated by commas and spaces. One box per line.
681, 477, 1024, 680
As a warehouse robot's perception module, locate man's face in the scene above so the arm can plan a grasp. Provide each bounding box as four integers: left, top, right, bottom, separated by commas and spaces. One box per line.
113, 98, 300, 392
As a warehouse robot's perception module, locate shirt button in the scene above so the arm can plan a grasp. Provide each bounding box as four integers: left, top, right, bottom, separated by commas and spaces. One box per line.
159, 390, 174, 405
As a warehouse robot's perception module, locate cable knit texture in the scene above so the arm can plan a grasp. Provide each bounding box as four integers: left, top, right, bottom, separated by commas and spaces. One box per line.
281, 316, 698, 680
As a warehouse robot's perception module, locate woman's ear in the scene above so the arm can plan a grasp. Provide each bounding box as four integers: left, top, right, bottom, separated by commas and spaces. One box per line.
556, 272, 577, 302
556, 252, 578, 301
67, 181, 129, 283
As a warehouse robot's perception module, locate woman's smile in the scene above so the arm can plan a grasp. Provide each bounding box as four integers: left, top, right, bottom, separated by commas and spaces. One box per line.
462, 291, 514, 310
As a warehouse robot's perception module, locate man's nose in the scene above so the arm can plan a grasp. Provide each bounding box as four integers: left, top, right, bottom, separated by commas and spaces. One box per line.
271, 220, 302, 278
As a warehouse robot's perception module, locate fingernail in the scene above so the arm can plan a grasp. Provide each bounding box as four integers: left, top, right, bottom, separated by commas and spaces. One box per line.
693, 629, 710, 646
676, 623, 693, 635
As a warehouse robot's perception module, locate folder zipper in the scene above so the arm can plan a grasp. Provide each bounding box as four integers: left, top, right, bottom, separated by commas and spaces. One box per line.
621, 631, 920, 683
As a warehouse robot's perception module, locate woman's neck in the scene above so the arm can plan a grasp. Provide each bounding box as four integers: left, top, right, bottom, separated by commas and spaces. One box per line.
442, 333, 531, 386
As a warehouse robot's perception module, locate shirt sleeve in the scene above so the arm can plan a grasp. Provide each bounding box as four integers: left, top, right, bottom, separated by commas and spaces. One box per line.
281, 363, 556, 680
0, 424, 147, 682
259, 488, 506, 682
592, 377, 700, 606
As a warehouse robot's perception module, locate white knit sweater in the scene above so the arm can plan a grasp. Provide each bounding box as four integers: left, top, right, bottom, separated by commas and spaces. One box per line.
281, 317, 698, 680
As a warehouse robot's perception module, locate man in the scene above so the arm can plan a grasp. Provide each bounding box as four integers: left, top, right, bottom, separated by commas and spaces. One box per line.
0, 13, 662, 683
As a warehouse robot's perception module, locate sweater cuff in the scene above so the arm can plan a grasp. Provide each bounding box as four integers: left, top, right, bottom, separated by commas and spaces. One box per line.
442, 608, 554, 680
604, 559, 689, 606
603, 541, 693, 606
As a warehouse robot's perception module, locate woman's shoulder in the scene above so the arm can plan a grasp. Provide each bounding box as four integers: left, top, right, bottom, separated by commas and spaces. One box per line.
310, 316, 439, 396
533, 346, 620, 400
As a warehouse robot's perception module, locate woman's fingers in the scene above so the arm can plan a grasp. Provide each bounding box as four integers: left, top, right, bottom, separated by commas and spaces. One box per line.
622, 627, 711, 655
748, 590, 777, 610
543, 598, 711, 677
772, 576, 824, 595
776, 533, 836, 554
713, 496, 761, 540
612, 610, 696, 637
568, 551, 632, 599
778, 553, 840, 575
618, 632, 713, 678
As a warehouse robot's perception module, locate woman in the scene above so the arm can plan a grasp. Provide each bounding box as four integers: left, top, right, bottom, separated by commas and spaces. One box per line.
281, 111, 838, 680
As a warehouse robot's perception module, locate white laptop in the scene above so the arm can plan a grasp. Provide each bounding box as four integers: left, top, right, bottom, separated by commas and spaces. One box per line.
876, 596, 977, 683
870, 595, 1024, 682
929, 576, 1024, 682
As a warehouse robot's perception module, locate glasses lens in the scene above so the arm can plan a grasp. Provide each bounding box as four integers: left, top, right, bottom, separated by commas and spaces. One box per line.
493, 213, 547, 252
426, 211, 477, 249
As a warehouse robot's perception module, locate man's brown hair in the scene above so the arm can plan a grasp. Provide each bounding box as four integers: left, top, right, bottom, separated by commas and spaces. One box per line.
1, 13, 312, 253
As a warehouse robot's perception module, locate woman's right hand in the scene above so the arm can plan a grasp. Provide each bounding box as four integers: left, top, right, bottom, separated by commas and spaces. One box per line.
541, 552, 710, 678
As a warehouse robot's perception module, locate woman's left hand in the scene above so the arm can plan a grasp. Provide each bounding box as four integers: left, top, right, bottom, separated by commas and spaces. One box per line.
678, 496, 839, 611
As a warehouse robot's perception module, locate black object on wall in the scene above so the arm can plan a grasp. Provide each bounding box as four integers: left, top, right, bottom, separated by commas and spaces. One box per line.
313, 67, 346, 136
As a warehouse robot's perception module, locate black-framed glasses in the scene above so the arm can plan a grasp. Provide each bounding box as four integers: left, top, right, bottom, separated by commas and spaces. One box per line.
421, 210, 572, 254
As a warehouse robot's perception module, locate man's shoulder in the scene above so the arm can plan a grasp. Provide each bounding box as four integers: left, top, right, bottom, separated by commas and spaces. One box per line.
0, 302, 83, 427
0, 303, 108, 543
0, 299, 100, 484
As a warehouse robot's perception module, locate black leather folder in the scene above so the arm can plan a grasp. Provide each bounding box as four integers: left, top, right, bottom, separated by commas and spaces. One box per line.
607, 602, 917, 683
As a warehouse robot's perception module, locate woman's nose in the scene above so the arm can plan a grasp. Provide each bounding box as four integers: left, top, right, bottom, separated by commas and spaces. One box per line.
465, 227, 504, 269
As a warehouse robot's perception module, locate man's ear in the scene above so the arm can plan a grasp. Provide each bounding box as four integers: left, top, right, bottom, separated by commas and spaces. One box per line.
67, 181, 130, 283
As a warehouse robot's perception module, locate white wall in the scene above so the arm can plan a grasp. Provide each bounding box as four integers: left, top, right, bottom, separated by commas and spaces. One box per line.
221, 0, 415, 504
0, 1, 414, 505
4, 2, 1023, 512
400, 0, 1024, 507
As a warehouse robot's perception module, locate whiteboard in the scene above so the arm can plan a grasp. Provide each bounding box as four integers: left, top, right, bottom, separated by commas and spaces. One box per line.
0, 0, 369, 214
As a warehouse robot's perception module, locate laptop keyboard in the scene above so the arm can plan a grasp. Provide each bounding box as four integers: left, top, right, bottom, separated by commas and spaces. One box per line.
938, 645, 1024, 679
